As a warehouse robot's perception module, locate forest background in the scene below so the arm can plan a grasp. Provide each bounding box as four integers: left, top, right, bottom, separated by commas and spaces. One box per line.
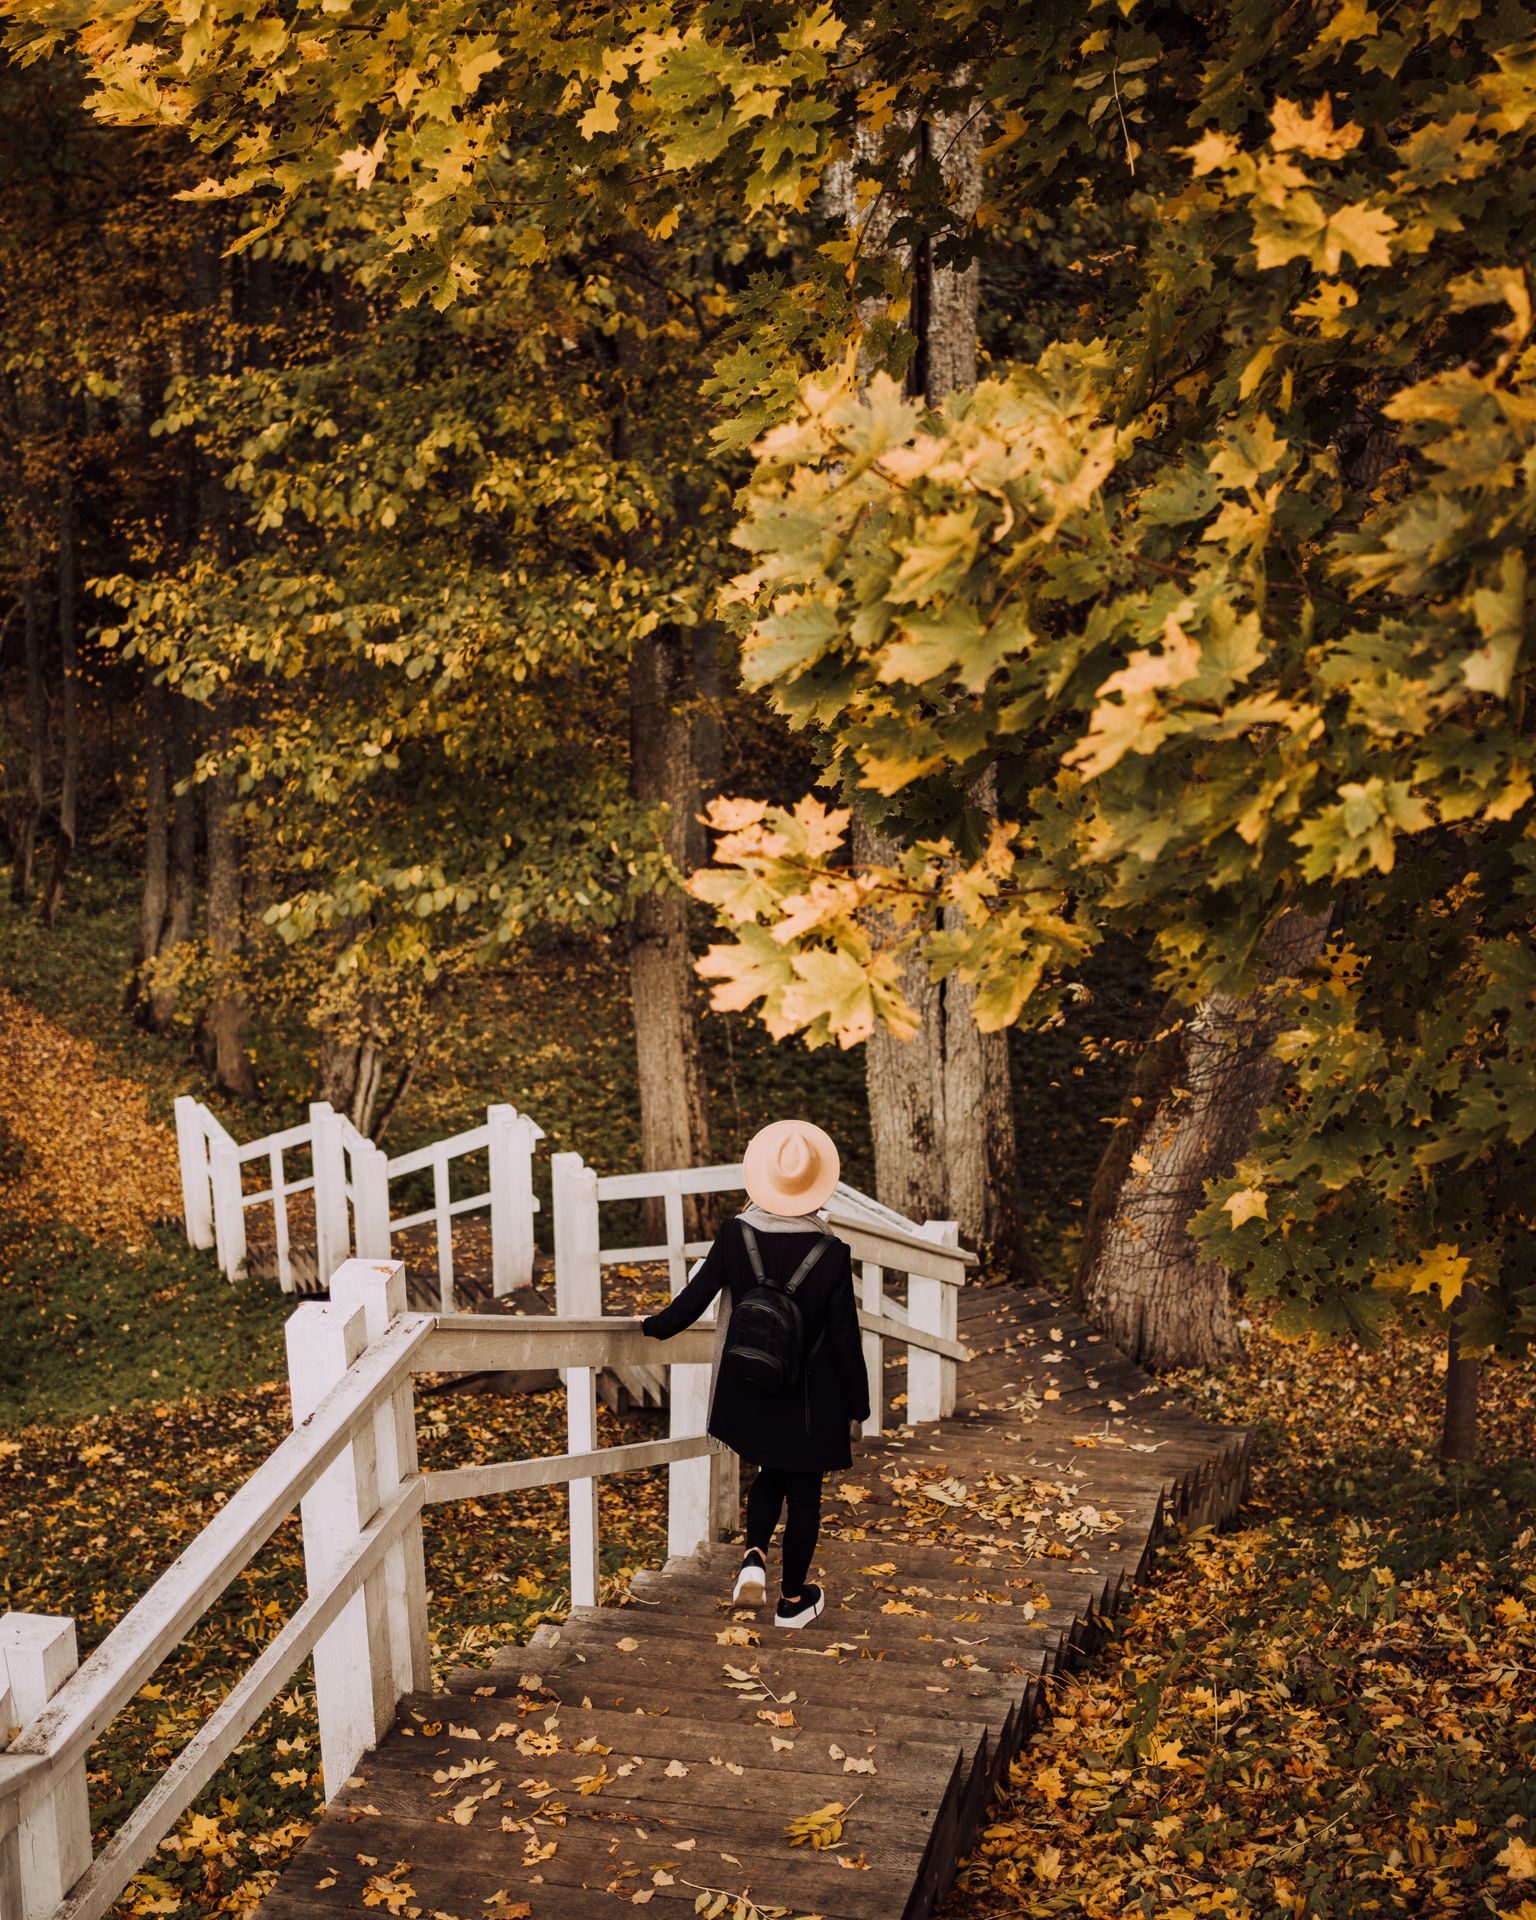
0, 1, 1534, 1916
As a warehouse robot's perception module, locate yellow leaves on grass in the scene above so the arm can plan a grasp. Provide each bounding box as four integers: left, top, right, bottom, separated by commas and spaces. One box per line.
0, 986, 182, 1240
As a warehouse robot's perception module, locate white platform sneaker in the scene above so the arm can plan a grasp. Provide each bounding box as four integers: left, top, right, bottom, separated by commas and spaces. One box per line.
731, 1550, 768, 1605
774, 1583, 826, 1630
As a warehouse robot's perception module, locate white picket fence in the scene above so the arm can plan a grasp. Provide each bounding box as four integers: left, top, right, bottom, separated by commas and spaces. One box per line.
174, 1097, 543, 1309
0, 1210, 975, 1920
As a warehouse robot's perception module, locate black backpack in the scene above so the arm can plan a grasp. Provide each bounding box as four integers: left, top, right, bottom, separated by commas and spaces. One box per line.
719, 1220, 835, 1399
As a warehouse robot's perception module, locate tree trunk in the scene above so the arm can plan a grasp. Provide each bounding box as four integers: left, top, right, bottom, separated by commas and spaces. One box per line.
854, 813, 948, 1222
201, 752, 254, 1094
831, 95, 1025, 1259
913, 105, 982, 406
1078, 906, 1333, 1369
41, 461, 79, 927
10, 574, 46, 903
148, 694, 198, 1032
132, 664, 170, 1008
320, 1027, 388, 1136
628, 626, 711, 1235
686, 623, 724, 872
1440, 1286, 1481, 1464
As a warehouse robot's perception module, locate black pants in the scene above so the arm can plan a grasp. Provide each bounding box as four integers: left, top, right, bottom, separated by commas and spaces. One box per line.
744, 1465, 823, 1594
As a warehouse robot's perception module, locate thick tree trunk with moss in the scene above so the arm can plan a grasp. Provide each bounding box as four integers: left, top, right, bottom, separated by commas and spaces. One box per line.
1078, 906, 1332, 1369
629, 626, 711, 1235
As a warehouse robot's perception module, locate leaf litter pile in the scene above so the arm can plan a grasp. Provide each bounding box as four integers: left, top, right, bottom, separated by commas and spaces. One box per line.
937, 1319, 1536, 1920
0, 984, 182, 1241
0, 1377, 668, 1918
1, 971, 1531, 1920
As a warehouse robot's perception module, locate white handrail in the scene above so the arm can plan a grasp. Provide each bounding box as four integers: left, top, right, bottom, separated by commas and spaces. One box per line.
49, 1482, 425, 1920
173, 1098, 545, 1303
1, 1215, 976, 1920
1, 1313, 435, 1783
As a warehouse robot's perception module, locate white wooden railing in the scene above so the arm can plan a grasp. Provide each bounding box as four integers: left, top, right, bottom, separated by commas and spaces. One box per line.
0, 1219, 973, 1920
550, 1149, 965, 1424
174, 1098, 543, 1307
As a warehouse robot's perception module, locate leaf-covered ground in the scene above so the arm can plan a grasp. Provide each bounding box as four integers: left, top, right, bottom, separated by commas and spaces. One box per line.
0, 982, 182, 1241
0, 852, 1158, 1288
940, 1320, 1536, 1920
6, 888, 1529, 1918
1, 1370, 671, 1917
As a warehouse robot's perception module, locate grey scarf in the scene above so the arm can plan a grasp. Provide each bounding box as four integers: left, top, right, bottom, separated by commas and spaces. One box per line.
738, 1201, 830, 1235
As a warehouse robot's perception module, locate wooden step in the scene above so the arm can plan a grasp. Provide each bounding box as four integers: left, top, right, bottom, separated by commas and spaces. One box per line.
256, 1276, 1254, 1920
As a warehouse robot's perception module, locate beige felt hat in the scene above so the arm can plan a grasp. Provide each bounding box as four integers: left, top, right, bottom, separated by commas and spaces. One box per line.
742, 1119, 840, 1216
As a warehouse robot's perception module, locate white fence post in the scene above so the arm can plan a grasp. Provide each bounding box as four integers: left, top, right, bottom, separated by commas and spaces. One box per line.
309, 1103, 350, 1279
174, 1096, 214, 1250
328, 1260, 431, 1701
429, 1150, 454, 1312
667, 1225, 713, 1561
552, 1152, 601, 1609
860, 1259, 885, 1437
488, 1105, 539, 1295
0, 1613, 92, 1919
208, 1135, 246, 1280
285, 1301, 395, 1797
907, 1220, 961, 1422
352, 1140, 392, 1262
269, 1145, 294, 1294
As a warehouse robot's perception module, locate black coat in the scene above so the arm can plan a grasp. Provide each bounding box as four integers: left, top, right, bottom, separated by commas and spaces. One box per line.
640, 1215, 870, 1474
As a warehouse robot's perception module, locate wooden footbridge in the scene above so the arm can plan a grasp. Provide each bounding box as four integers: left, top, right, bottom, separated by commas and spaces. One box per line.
0, 1151, 1249, 1920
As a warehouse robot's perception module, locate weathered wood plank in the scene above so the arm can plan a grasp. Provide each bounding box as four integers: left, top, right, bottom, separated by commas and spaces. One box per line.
256, 1277, 1252, 1920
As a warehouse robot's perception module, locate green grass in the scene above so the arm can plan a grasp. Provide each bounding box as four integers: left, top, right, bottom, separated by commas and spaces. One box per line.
0, 1209, 294, 1427
0, 847, 1151, 1289
0, 846, 1152, 1428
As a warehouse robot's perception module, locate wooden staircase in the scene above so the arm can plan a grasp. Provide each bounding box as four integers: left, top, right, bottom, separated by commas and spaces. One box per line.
257, 1278, 1252, 1919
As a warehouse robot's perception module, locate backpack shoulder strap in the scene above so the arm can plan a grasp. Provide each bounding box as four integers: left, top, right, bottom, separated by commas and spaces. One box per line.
739, 1220, 767, 1286
784, 1232, 836, 1297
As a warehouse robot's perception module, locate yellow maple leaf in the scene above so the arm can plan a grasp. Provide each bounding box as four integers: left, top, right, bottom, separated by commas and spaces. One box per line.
1185, 127, 1240, 175
1033, 1762, 1067, 1804
1223, 1187, 1269, 1228
702, 794, 770, 832
1270, 94, 1362, 159
1322, 201, 1397, 271
1372, 1243, 1472, 1312
1499, 1835, 1536, 1881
